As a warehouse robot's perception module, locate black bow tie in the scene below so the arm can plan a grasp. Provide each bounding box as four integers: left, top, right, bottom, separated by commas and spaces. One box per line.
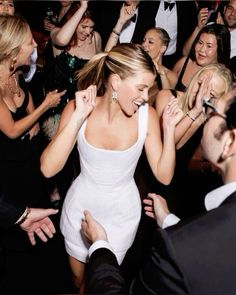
164, 1, 175, 11
130, 13, 137, 23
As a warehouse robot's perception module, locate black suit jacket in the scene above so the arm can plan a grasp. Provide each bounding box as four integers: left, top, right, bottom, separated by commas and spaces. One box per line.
86, 191, 236, 294
0, 192, 24, 230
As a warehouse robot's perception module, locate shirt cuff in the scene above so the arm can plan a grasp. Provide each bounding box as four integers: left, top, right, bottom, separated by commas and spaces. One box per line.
162, 214, 180, 229
89, 240, 114, 258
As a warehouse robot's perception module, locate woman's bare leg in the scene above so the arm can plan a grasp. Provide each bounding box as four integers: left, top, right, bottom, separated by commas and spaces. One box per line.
69, 255, 85, 294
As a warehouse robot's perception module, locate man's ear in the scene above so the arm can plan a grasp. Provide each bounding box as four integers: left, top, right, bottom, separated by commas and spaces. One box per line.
221, 130, 236, 160
110, 74, 121, 91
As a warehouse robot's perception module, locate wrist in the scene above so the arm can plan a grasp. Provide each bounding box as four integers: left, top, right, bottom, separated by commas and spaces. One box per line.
15, 207, 31, 225
112, 28, 120, 37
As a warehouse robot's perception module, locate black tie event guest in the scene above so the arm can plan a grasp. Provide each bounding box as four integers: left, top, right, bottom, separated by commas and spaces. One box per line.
0, 15, 73, 294
91, 0, 155, 49
0, 191, 58, 245
82, 88, 236, 295
149, 0, 198, 68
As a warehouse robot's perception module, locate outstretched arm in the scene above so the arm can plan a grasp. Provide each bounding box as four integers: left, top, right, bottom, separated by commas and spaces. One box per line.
105, 3, 136, 52
81, 210, 129, 294
145, 100, 182, 185
51, 1, 88, 47
182, 7, 209, 56
0, 81, 65, 139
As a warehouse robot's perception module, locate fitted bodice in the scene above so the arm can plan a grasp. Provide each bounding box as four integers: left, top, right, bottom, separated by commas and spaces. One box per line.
77, 104, 148, 187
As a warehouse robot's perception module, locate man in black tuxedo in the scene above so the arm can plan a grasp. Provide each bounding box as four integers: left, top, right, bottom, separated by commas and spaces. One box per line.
92, 1, 155, 49
149, 0, 198, 68
82, 88, 236, 294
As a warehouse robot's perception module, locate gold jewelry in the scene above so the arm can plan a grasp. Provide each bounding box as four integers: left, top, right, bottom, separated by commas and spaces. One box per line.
15, 207, 31, 225
8, 74, 21, 97
10, 57, 16, 72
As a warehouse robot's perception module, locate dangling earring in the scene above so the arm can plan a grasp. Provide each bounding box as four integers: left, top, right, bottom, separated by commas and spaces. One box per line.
111, 90, 118, 103
10, 58, 16, 72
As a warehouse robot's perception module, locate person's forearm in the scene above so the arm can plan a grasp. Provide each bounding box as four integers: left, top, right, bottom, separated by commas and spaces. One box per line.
7, 96, 51, 139
52, 5, 87, 46
104, 17, 126, 52
174, 109, 202, 144
182, 26, 201, 56
155, 126, 176, 185
40, 111, 84, 178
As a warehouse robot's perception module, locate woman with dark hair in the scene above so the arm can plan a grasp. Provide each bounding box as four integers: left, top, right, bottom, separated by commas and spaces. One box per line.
173, 23, 231, 92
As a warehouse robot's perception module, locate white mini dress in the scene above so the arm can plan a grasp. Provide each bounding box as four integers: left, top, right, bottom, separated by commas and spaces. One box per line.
60, 104, 148, 264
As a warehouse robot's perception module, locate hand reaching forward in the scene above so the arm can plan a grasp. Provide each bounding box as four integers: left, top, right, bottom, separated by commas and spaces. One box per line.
143, 193, 170, 228
81, 210, 108, 244
44, 89, 66, 109
20, 208, 58, 246
74, 85, 97, 119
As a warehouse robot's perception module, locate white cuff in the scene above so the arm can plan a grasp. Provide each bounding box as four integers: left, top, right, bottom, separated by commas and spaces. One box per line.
89, 240, 114, 258
162, 214, 180, 229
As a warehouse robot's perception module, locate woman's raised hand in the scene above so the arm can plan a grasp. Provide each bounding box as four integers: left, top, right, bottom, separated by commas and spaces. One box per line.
162, 97, 183, 129
74, 85, 97, 118
194, 72, 212, 112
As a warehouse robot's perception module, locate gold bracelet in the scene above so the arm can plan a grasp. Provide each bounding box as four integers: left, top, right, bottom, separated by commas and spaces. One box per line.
186, 111, 196, 122
16, 207, 31, 225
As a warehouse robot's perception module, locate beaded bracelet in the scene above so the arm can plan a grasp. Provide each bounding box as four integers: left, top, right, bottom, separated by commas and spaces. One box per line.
186, 111, 196, 122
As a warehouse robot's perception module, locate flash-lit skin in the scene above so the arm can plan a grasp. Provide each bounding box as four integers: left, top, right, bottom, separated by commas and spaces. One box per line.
76, 17, 94, 42
195, 33, 218, 66
0, 0, 15, 15
115, 72, 155, 116
224, 0, 236, 31
141, 29, 178, 89
142, 30, 165, 61
201, 97, 229, 169
124, 1, 139, 7
187, 71, 226, 109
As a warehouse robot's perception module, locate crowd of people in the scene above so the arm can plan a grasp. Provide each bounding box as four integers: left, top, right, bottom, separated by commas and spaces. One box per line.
0, 0, 236, 294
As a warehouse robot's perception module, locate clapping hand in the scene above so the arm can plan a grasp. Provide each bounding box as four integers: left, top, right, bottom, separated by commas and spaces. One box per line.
162, 97, 183, 129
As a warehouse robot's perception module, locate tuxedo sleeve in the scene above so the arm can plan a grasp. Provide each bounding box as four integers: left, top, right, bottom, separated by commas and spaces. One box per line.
130, 228, 189, 295
86, 248, 129, 294
0, 191, 25, 229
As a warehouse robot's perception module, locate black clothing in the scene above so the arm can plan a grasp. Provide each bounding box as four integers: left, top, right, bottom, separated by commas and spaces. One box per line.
87, 192, 236, 295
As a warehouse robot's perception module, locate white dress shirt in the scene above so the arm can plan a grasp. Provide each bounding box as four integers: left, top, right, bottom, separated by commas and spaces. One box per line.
119, 7, 139, 44
155, 0, 177, 56
230, 29, 236, 58
23, 48, 38, 82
